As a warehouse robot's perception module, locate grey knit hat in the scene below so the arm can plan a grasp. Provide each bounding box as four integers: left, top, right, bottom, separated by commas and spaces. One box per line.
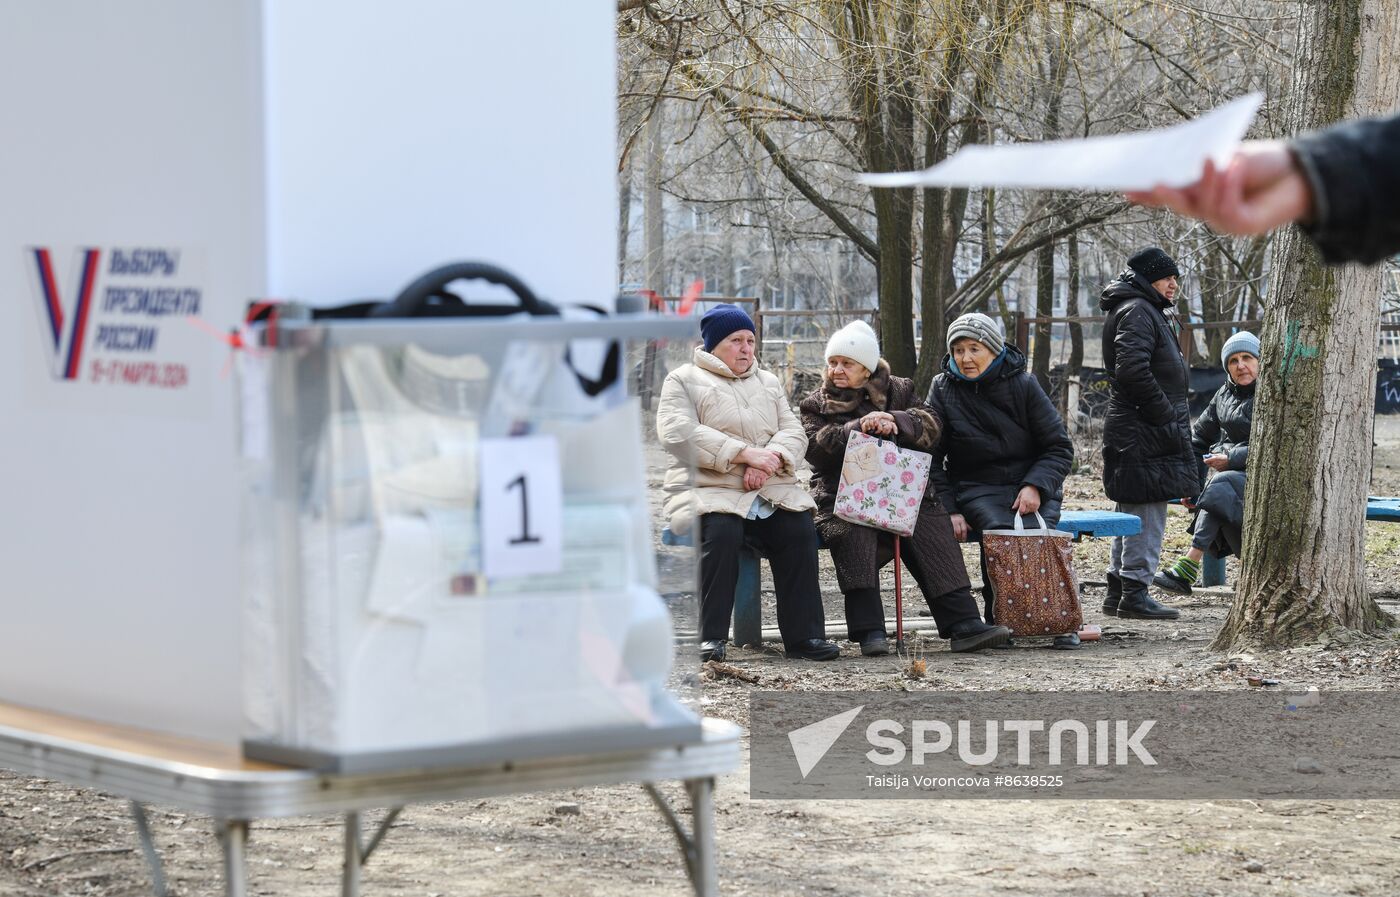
946, 312, 1006, 355
1220, 330, 1260, 370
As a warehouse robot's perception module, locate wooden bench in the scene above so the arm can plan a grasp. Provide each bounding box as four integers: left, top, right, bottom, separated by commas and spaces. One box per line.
661, 509, 1141, 645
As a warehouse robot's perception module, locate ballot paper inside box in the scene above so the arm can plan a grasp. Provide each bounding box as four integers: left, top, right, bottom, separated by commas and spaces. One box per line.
238, 317, 700, 772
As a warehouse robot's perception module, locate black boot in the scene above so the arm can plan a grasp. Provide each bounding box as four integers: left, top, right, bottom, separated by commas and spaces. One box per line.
785, 638, 841, 661
1102, 572, 1122, 616
948, 619, 1013, 652
1152, 567, 1194, 596
1117, 579, 1181, 620
700, 639, 727, 662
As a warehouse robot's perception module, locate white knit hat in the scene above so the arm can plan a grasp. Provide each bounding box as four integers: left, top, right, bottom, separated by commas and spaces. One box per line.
825, 319, 880, 374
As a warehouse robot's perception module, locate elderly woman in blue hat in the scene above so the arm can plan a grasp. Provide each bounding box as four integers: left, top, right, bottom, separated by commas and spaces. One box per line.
1153, 330, 1260, 594
657, 304, 840, 663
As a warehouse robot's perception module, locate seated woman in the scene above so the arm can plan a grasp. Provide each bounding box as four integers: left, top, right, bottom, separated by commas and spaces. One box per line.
925, 313, 1074, 625
1154, 331, 1258, 594
800, 320, 1011, 655
657, 304, 840, 663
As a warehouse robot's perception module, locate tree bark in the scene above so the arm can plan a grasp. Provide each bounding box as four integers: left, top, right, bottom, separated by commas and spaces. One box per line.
1062, 229, 1084, 430
644, 107, 666, 294
1032, 7, 1071, 393
1033, 240, 1055, 392
840, 0, 917, 376
1213, 0, 1400, 651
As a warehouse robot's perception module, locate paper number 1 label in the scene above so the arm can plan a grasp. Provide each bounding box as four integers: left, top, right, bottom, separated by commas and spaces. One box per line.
480, 436, 563, 580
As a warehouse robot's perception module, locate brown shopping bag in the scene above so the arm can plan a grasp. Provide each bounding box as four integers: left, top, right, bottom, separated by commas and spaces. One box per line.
982, 512, 1082, 637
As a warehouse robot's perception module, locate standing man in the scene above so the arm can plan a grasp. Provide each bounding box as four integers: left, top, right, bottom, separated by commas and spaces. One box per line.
1098, 248, 1202, 620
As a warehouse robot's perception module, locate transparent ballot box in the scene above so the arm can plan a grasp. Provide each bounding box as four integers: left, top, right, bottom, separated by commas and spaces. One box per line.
239, 314, 700, 771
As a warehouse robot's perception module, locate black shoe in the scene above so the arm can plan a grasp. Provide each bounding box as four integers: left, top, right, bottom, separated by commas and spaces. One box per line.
948, 620, 1013, 653
699, 639, 727, 662
1052, 632, 1081, 650
1102, 572, 1122, 616
785, 638, 841, 661
1117, 580, 1181, 620
859, 633, 891, 657
1152, 568, 1194, 596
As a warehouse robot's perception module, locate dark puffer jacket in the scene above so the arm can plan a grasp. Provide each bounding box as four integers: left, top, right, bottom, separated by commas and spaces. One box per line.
924, 344, 1073, 513
1292, 113, 1400, 265
1192, 379, 1255, 470
1099, 271, 1202, 503
799, 360, 941, 521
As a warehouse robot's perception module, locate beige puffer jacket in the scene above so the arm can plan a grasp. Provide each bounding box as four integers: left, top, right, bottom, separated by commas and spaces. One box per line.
657, 348, 814, 536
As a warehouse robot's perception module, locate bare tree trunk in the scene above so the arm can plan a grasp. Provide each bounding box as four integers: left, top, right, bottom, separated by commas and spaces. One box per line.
618, 168, 632, 288
1199, 238, 1230, 366
1033, 241, 1055, 392
1062, 229, 1084, 431
842, 0, 917, 375
1213, 0, 1400, 651
1032, 7, 1070, 393
644, 108, 666, 294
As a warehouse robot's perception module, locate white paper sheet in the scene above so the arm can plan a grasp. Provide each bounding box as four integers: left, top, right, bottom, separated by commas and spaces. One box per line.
479, 435, 564, 580
858, 93, 1262, 192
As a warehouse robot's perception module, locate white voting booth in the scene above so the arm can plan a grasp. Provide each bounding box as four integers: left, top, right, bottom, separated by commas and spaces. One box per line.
0, 4, 728, 894
2, 0, 626, 740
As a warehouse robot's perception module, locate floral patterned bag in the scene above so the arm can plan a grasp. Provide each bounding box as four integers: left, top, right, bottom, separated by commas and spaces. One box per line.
832, 430, 932, 537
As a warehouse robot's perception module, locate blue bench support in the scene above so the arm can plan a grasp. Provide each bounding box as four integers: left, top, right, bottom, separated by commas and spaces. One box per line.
662, 509, 1142, 647
661, 527, 763, 646
1369, 496, 1400, 523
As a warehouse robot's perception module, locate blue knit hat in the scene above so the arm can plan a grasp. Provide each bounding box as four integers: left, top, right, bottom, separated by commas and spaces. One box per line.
1220, 330, 1260, 370
700, 303, 756, 351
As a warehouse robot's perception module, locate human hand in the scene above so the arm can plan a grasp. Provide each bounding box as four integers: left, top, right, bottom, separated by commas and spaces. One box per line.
1125, 143, 1313, 237
1011, 485, 1041, 516
1204, 453, 1230, 472
950, 513, 969, 541
859, 411, 897, 436
743, 467, 771, 491
1181, 496, 1197, 510
738, 446, 781, 474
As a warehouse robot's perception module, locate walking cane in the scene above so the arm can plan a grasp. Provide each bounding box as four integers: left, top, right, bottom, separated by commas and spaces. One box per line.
893, 538, 904, 654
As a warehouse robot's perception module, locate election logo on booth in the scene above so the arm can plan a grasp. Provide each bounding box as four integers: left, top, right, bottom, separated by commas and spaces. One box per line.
24, 246, 203, 390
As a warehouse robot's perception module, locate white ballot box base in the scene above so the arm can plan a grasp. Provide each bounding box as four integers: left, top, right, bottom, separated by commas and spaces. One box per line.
243, 703, 704, 774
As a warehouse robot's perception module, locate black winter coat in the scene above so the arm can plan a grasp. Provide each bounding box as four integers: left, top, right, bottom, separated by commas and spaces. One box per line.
925, 344, 1074, 513
1292, 112, 1400, 265
1099, 272, 1202, 504
1192, 379, 1255, 472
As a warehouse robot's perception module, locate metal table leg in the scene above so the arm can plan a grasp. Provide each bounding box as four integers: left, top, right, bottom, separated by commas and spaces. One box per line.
342, 811, 362, 897
686, 777, 718, 897
129, 801, 168, 897
215, 819, 249, 897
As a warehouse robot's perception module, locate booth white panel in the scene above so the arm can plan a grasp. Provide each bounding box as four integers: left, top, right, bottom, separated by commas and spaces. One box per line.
0, 1, 266, 740
262, 0, 619, 308
0, 0, 618, 744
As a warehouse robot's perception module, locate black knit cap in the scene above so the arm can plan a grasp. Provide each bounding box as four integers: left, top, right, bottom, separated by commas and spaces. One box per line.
1127, 247, 1180, 283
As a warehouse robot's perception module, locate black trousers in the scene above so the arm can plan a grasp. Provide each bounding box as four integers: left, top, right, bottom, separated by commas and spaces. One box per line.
699, 510, 826, 649
818, 512, 982, 641
837, 534, 981, 641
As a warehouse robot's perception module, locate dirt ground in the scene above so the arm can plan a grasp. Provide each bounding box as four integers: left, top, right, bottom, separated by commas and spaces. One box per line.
2, 419, 1399, 897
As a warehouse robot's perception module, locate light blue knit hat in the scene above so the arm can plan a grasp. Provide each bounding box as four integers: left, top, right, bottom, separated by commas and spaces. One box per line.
1220, 330, 1260, 370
